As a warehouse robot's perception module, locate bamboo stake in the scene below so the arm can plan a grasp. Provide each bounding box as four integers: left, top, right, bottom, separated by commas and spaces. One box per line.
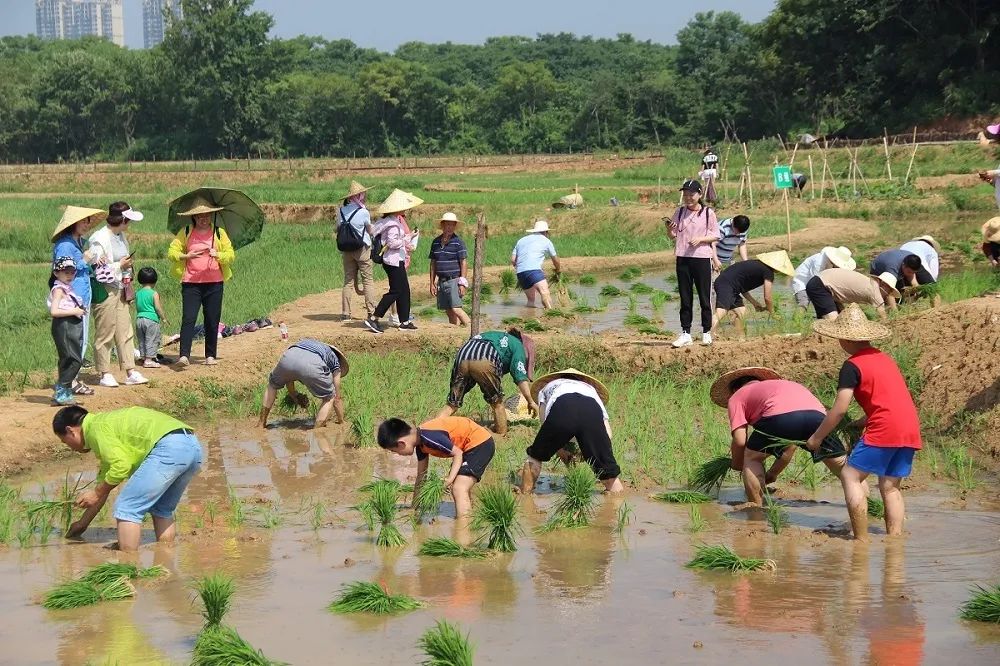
808, 154, 815, 200
469, 213, 487, 337
853, 147, 872, 196
904, 127, 919, 184
783, 188, 792, 252
882, 130, 893, 180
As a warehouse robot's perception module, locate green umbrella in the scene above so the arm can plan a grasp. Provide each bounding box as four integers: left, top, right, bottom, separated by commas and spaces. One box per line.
167, 187, 265, 250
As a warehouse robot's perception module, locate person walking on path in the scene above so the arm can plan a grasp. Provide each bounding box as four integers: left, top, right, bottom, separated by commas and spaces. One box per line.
134, 267, 167, 368
53, 405, 203, 552
712, 250, 795, 337
429, 212, 471, 326
791, 246, 856, 310
168, 201, 236, 367
88, 202, 148, 388
335, 180, 377, 321
806, 304, 922, 541
365, 189, 421, 333
511, 220, 560, 310
806, 268, 899, 320
49, 257, 88, 406
518, 368, 623, 495
667, 179, 719, 347
258, 339, 348, 429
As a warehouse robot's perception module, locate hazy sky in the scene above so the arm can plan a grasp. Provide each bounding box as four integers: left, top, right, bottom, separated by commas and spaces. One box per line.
1, 0, 776, 51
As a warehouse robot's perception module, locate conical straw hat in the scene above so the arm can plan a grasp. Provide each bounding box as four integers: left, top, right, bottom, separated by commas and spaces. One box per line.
530, 367, 609, 404
177, 200, 225, 216
377, 189, 424, 216
51, 206, 105, 242
709, 367, 781, 408
874, 272, 901, 300
812, 303, 891, 341
757, 250, 795, 277
342, 180, 371, 200
822, 246, 856, 270
983, 217, 1000, 243
910, 235, 940, 253
328, 343, 349, 377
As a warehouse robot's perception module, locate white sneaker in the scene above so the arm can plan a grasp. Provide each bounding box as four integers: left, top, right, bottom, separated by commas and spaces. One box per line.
99, 373, 119, 388
125, 371, 148, 385
671, 332, 693, 348
701, 333, 713, 346
388, 314, 401, 327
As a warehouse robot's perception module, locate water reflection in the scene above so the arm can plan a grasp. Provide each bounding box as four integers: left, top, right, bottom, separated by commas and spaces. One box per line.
533, 500, 619, 601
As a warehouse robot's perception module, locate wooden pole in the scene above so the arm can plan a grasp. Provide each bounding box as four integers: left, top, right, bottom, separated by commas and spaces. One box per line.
882, 130, 893, 181
742, 142, 754, 209
783, 188, 792, 252
854, 148, 872, 195
904, 127, 919, 184
808, 154, 815, 200
469, 213, 487, 337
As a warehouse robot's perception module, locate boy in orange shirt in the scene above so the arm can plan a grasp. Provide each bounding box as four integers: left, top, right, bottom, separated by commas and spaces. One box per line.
377, 415, 495, 517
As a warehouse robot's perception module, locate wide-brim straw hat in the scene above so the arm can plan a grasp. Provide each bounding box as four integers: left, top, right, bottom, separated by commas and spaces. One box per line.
439, 211, 461, 226
377, 189, 424, 216
983, 217, 1000, 243
51, 205, 105, 242
910, 235, 941, 253
328, 344, 349, 377
757, 250, 795, 277
709, 367, 781, 408
823, 246, 856, 270
874, 272, 902, 300
177, 201, 225, 216
525, 220, 550, 233
530, 367, 609, 404
342, 180, 371, 200
812, 303, 891, 341
553, 193, 583, 208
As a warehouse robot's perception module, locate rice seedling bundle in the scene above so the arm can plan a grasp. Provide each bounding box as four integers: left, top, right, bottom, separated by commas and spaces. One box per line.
599, 284, 624, 297
867, 496, 885, 519
499, 269, 517, 294
43, 576, 135, 609
629, 282, 654, 294
538, 465, 598, 532
615, 502, 633, 535
418, 620, 475, 666
351, 413, 375, 447
651, 491, 713, 504
327, 581, 424, 615
413, 471, 447, 522
686, 505, 707, 533
81, 562, 139, 586
619, 266, 642, 281
192, 625, 288, 666
686, 544, 776, 573
368, 480, 406, 547
470, 484, 521, 552
959, 584, 1000, 623
195, 573, 235, 628
690, 456, 733, 493
764, 494, 788, 535
578, 274, 596, 285
418, 537, 489, 559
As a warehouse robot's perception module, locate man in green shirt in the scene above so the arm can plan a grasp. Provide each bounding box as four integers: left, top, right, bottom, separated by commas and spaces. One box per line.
53, 405, 203, 552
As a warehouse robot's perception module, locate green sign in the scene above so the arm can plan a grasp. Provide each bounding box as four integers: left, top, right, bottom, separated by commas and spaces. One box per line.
772, 165, 794, 189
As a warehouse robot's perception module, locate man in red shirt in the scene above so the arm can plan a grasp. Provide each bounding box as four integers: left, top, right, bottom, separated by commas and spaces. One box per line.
807, 304, 921, 541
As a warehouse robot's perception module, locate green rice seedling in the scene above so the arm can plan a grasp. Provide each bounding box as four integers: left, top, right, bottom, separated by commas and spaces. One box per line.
259, 504, 282, 529
650, 290, 670, 311
522, 319, 546, 332
578, 274, 596, 285
356, 502, 376, 532
867, 496, 885, 519
418, 619, 475, 666
470, 484, 521, 552
629, 282, 654, 294
418, 537, 489, 559
615, 502, 633, 535
686, 506, 707, 533
764, 492, 788, 535
311, 500, 325, 530
690, 456, 734, 494
369, 480, 406, 547
192, 625, 288, 666
413, 470, 447, 522
686, 544, 776, 573
43, 576, 135, 609
358, 478, 413, 493
959, 584, 1000, 623
538, 465, 598, 532
599, 284, 624, 297
327, 581, 424, 615
572, 304, 598, 314
81, 562, 139, 586
543, 308, 572, 318
623, 313, 651, 327
195, 573, 235, 628
205, 498, 218, 526
16, 518, 34, 547
499, 269, 517, 294
226, 486, 245, 529
138, 565, 168, 579
651, 491, 713, 504
351, 413, 375, 447
626, 294, 638, 312
619, 266, 642, 281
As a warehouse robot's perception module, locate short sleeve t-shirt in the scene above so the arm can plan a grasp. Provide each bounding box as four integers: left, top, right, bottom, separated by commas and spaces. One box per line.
869, 249, 913, 280
290, 338, 341, 374
715, 218, 748, 265
82, 407, 192, 484
818, 269, 885, 308
48, 282, 83, 313
415, 416, 492, 460
899, 240, 939, 280
477, 331, 530, 383
512, 234, 556, 273
672, 206, 719, 259
717, 259, 774, 293
792, 251, 828, 294
727, 379, 825, 431
429, 234, 468, 279
837, 347, 921, 448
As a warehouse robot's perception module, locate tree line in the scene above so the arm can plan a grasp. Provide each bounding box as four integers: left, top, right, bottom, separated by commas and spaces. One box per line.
0, 0, 995, 162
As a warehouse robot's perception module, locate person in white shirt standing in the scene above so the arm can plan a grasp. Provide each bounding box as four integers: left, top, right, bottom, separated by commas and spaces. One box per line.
518, 368, 623, 495
511, 220, 561, 310
791, 246, 856, 311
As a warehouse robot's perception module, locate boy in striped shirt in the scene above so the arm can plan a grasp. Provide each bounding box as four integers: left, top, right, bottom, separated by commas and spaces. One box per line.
713, 215, 750, 269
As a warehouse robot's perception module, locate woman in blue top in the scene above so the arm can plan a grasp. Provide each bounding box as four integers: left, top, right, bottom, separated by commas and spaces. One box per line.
511, 220, 561, 310
51, 206, 105, 394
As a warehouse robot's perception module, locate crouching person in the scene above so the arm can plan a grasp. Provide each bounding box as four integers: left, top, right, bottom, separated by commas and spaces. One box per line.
259, 338, 348, 428
519, 368, 624, 494
53, 405, 203, 551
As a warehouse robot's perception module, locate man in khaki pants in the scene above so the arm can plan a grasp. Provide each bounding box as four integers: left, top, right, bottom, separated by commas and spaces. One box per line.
336, 181, 378, 321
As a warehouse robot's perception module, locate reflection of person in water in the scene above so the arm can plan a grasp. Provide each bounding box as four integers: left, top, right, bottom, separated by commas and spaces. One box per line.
532, 499, 618, 600
863, 540, 926, 666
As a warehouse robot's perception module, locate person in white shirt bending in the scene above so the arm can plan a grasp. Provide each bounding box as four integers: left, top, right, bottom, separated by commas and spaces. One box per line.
791, 246, 856, 312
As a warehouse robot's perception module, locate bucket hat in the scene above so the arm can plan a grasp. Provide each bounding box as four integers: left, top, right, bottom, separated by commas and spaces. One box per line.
377, 189, 424, 217
342, 180, 371, 200
822, 246, 856, 270
910, 235, 941, 253
982, 217, 1000, 243
51, 206, 105, 242
530, 368, 610, 404
439, 211, 461, 226
757, 250, 796, 277
874, 272, 901, 300
525, 220, 550, 234
812, 303, 891, 341
710, 367, 781, 408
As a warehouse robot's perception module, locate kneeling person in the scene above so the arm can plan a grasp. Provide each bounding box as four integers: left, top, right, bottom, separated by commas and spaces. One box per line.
710, 367, 847, 505
53, 405, 203, 552
378, 416, 495, 517
519, 368, 623, 494
713, 250, 796, 336
806, 268, 899, 320
259, 338, 348, 428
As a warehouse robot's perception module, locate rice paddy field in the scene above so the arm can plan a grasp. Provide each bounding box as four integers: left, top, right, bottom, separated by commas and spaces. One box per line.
2, 142, 1000, 664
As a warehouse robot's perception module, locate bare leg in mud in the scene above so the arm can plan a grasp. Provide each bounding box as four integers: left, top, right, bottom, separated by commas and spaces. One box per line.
519, 458, 541, 494
879, 475, 905, 536
822, 454, 847, 479
840, 464, 870, 541
451, 475, 476, 518
491, 402, 508, 436
741, 449, 768, 505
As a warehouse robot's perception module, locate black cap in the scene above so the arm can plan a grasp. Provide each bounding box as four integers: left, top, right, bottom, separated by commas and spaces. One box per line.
679, 179, 702, 193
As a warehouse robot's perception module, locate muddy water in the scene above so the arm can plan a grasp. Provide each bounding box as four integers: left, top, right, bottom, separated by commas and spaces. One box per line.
4, 427, 1000, 665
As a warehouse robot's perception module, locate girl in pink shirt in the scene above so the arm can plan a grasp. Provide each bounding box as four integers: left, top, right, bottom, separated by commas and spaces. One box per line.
666, 179, 719, 347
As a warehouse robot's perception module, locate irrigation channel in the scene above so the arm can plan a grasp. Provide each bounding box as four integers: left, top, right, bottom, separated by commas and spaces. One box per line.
5, 425, 1000, 665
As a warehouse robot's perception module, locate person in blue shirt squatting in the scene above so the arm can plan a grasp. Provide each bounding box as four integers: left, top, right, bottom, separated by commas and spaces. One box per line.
258, 339, 349, 429
511, 220, 561, 310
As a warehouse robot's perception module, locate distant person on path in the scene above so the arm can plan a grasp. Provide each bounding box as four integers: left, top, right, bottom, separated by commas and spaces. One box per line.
711, 367, 847, 506
981, 217, 1000, 267
89, 201, 148, 388
134, 267, 167, 368
518, 368, 623, 495
712, 250, 795, 337
700, 147, 720, 204
511, 220, 560, 310
429, 212, 471, 326
53, 405, 203, 552
48, 256, 88, 406
806, 268, 899, 320
437, 328, 538, 436
791, 246, 856, 311
365, 189, 421, 333
807, 304, 922, 541
713, 215, 751, 269
258, 339, 348, 429
168, 201, 235, 367
977, 162, 1000, 211
335, 180, 377, 321
667, 179, 719, 347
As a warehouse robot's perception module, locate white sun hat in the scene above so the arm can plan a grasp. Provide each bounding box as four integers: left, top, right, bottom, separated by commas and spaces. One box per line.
525, 220, 550, 233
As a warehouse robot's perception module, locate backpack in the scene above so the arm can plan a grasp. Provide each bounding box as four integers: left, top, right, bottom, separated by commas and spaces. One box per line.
371, 232, 385, 265
336, 207, 365, 252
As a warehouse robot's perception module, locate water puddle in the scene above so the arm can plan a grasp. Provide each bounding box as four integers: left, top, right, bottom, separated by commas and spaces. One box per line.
4, 427, 999, 664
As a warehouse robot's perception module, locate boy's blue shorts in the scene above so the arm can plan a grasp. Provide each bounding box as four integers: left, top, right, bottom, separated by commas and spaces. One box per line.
114, 431, 203, 523
847, 440, 916, 478
516, 269, 546, 290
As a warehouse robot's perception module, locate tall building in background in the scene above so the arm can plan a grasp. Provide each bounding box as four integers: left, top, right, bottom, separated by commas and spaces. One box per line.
35, 0, 125, 47
143, 0, 183, 48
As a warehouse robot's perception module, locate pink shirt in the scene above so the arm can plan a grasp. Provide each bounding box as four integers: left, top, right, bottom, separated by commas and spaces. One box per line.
182, 227, 224, 283
727, 379, 824, 431
670, 205, 719, 259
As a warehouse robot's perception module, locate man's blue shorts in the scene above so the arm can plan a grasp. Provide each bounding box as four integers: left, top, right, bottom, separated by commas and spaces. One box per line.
847, 440, 916, 478
114, 431, 203, 523
516, 269, 546, 290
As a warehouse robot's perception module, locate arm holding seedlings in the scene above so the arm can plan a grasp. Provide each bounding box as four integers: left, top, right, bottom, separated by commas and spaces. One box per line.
411, 456, 429, 509
806, 388, 854, 451
742, 291, 764, 312
68, 480, 116, 537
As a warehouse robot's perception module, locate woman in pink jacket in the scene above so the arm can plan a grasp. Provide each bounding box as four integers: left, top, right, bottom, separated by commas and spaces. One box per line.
364, 189, 422, 334
666, 179, 719, 348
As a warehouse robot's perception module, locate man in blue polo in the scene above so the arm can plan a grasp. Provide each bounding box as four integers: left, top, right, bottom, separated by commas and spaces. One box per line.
429, 212, 470, 326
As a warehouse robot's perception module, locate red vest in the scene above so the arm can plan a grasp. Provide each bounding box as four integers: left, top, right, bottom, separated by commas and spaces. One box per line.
850, 348, 922, 448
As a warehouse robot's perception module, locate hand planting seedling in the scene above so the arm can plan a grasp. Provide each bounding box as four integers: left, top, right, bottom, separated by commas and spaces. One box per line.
418, 537, 489, 559
327, 581, 424, 615
418, 619, 475, 666
959, 584, 1000, 623
651, 491, 714, 504
538, 464, 599, 532
470, 484, 521, 552
686, 544, 776, 573
412, 470, 447, 523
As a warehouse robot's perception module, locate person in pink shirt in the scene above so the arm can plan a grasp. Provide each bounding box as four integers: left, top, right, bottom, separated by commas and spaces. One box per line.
710, 366, 847, 505
666, 179, 719, 348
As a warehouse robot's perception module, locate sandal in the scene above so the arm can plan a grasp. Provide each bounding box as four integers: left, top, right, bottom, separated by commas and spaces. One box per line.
72, 382, 95, 396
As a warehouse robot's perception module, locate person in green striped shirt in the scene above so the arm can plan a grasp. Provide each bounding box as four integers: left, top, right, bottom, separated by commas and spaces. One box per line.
53, 405, 203, 552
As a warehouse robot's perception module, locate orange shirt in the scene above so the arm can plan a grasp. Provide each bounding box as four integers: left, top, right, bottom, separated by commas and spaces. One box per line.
416, 416, 491, 460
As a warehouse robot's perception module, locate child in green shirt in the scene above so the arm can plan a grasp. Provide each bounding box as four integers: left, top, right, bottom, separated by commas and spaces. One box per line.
135, 267, 167, 368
